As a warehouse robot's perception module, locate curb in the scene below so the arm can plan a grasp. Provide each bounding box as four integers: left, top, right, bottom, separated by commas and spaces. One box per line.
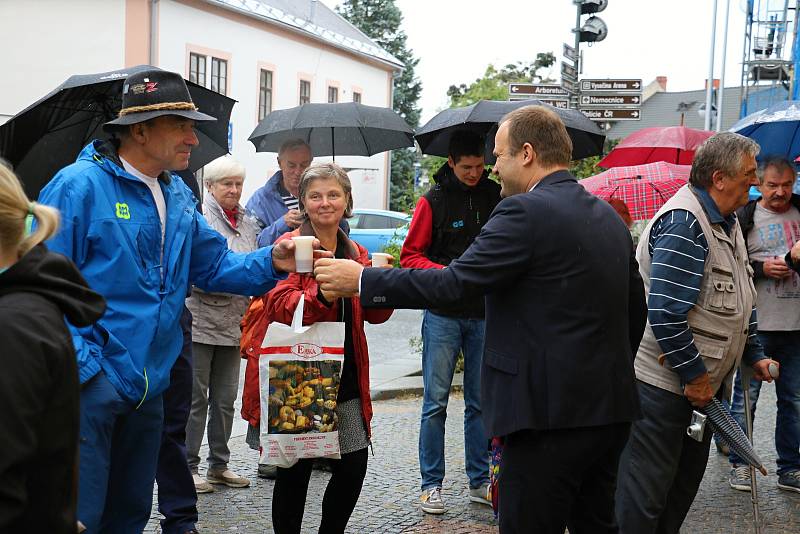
370, 373, 464, 401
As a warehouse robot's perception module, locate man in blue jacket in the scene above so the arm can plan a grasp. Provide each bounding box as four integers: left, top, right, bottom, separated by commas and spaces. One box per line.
246, 138, 312, 247
38, 69, 308, 533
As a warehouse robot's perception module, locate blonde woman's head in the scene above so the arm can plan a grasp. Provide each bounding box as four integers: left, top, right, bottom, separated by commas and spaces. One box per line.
0, 162, 60, 262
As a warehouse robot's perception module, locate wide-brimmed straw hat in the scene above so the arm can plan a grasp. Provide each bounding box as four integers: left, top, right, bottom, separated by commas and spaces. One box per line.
105, 68, 216, 126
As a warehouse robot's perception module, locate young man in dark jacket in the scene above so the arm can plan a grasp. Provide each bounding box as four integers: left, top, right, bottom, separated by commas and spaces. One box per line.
400, 130, 500, 513
729, 156, 800, 494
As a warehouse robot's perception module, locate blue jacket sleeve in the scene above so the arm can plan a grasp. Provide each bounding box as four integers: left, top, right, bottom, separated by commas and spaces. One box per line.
256, 217, 291, 247
189, 210, 286, 295
38, 172, 106, 382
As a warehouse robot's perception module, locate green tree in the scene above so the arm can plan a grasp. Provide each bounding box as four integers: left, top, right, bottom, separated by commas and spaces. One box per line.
447, 53, 557, 107
337, 0, 422, 212
569, 138, 620, 179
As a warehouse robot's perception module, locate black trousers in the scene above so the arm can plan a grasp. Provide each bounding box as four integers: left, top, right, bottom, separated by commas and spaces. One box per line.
498, 422, 631, 534
615, 381, 714, 534
156, 307, 199, 534
272, 447, 368, 534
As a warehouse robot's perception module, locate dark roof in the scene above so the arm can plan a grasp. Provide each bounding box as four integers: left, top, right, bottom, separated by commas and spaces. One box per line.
606, 85, 790, 139
205, 0, 403, 69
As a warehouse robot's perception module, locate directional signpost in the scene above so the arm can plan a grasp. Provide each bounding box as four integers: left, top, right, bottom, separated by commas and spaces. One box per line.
508, 83, 570, 97
577, 78, 642, 122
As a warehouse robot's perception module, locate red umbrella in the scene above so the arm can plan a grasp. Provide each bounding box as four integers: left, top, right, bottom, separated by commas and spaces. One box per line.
599, 126, 714, 168
591, 177, 686, 221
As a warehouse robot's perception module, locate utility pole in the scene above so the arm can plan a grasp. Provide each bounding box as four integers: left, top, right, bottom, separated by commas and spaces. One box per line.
716, 0, 730, 132
705, 0, 719, 131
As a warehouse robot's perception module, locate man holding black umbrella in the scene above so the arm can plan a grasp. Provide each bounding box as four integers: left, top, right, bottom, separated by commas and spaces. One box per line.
37, 69, 311, 533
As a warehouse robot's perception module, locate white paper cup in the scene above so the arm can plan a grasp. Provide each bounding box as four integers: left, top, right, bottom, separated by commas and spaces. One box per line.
371, 252, 393, 267
291, 236, 315, 273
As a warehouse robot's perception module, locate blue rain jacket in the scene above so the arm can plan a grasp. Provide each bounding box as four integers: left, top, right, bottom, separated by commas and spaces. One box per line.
38, 141, 285, 406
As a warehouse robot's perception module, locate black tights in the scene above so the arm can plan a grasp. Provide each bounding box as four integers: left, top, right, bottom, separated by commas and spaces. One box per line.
272, 448, 369, 534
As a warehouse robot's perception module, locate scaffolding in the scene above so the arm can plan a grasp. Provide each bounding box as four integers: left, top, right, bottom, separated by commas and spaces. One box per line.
739, 0, 800, 117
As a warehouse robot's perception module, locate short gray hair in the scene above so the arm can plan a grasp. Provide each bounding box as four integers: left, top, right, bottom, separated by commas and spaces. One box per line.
278, 139, 312, 158
202, 155, 246, 186
298, 162, 353, 219
757, 155, 796, 183
689, 132, 760, 189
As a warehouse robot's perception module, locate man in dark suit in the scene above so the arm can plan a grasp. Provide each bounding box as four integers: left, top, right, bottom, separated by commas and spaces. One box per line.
315, 105, 647, 533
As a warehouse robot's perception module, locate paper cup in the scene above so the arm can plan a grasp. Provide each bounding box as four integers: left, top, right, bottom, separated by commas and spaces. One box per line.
291, 236, 315, 273
371, 252, 393, 267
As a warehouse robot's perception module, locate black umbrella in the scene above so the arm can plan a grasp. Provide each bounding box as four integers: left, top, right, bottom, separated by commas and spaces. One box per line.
248, 102, 414, 158
0, 65, 235, 199
414, 99, 606, 162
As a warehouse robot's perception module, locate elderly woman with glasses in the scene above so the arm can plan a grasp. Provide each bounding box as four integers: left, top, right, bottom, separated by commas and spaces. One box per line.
185, 155, 261, 492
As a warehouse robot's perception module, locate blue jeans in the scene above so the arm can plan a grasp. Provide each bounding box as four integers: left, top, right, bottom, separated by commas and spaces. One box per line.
419, 311, 489, 490
730, 331, 800, 476
77, 371, 164, 533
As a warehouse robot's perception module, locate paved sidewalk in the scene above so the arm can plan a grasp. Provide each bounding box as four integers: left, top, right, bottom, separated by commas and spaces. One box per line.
147, 384, 800, 533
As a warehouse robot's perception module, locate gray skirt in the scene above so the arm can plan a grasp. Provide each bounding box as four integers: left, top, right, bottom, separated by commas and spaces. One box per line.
248, 397, 369, 456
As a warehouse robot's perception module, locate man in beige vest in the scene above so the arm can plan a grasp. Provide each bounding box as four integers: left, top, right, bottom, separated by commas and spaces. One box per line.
615, 133, 778, 533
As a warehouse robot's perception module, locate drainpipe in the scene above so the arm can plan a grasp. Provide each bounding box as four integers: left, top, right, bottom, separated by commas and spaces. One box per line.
149, 0, 159, 66
310, 0, 317, 24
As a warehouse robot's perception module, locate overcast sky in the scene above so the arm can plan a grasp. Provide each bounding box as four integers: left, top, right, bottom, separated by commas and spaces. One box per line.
322, 0, 751, 123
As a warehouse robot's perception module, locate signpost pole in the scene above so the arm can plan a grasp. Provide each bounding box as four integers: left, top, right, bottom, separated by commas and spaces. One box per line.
573, 2, 582, 109
705, 0, 719, 131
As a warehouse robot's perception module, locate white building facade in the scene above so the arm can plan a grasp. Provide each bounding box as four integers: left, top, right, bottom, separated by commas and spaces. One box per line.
0, 0, 402, 208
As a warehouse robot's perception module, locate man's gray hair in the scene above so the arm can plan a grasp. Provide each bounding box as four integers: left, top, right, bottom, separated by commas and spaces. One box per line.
202, 155, 246, 185
278, 138, 312, 158
689, 132, 760, 189
756, 155, 796, 184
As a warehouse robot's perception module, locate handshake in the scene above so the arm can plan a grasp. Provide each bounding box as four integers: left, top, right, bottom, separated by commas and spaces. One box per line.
270, 238, 393, 300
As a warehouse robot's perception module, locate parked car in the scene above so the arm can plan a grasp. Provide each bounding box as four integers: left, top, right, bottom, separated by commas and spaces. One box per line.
348, 208, 411, 254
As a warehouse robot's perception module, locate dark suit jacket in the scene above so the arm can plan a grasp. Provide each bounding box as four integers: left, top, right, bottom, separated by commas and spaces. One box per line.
361, 170, 646, 437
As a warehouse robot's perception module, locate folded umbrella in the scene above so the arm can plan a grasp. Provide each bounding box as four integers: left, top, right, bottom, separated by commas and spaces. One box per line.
248, 102, 414, 158
414, 99, 605, 162
702, 397, 767, 476
598, 126, 713, 168
0, 65, 235, 199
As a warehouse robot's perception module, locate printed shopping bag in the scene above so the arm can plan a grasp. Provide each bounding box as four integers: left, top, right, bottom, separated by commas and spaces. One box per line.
258, 296, 345, 468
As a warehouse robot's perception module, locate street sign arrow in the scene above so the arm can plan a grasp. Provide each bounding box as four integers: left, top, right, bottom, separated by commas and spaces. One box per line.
580, 108, 641, 121
580, 94, 641, 106
561, 78, 578, 94
579, 79, 643, 93
507, 83, 570, 97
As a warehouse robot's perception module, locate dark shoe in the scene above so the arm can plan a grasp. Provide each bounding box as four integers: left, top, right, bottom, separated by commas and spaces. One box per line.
258, 463, 277, 479
778, 470, 800, 493
729, 465, 751, 492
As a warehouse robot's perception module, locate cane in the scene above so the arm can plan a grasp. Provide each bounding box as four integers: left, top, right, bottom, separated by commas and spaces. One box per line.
739, 363, 762, 534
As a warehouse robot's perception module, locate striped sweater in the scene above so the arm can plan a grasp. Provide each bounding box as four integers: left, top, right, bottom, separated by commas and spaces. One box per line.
646, 187, 764, 384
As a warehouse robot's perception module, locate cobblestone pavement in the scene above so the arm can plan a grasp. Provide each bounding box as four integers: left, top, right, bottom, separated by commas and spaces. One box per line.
148, 386, 800, 533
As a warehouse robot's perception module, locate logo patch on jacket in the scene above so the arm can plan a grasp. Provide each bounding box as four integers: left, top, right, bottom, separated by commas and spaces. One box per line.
115, 202, 131, 220
451, 220, 464, 228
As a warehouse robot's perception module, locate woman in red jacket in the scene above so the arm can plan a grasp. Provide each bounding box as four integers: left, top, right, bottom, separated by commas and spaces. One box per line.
241, 162, 392, 534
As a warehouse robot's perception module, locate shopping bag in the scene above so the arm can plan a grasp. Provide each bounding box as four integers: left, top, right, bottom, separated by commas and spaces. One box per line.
258, 296, 346, 468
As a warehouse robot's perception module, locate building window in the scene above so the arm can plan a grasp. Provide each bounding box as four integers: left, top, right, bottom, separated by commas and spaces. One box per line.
211, 57, 227, 95
189, 53, 207, 87
259, 69, 273, 121
352, 91, 361, 103
328, 86, 339, 103
299, 80, 311, 104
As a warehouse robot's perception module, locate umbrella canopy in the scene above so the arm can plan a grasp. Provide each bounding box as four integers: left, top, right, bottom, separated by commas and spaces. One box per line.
587, 175, 686, 221
0, 65, 235, 199
248, 102, 414, 158
598, 126, 714, 168
730, 100, 800, 160
580, 161, 691, 191
703, 397, 768, 476
414, 99, 605, 162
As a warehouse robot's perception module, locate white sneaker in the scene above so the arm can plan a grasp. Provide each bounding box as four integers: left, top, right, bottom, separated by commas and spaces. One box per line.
193, 473, 214, 493
468, 483, 492, 506
420, 486, 446, 514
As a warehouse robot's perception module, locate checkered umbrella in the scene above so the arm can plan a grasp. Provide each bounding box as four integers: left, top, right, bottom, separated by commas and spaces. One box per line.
582, 162, 691, 221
